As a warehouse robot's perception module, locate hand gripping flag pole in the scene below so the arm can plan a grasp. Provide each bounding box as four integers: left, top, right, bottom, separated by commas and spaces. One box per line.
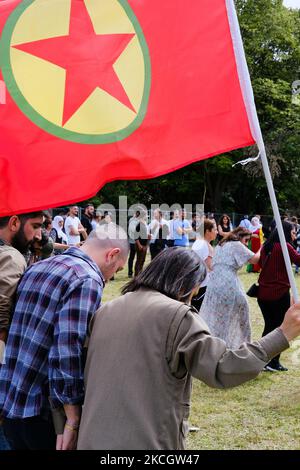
226, 0, 299, 301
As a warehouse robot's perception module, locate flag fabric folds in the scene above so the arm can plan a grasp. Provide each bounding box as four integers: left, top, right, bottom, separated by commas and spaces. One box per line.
0, 0, 256, 216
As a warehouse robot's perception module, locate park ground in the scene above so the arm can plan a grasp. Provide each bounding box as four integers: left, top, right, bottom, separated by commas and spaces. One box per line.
102, 262, 300, 450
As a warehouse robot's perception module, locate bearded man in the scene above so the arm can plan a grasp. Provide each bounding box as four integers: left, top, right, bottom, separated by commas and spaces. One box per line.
0, 212, 43, 347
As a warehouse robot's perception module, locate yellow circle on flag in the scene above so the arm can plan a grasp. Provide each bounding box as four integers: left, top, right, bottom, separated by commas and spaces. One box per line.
2, 0, 151, 143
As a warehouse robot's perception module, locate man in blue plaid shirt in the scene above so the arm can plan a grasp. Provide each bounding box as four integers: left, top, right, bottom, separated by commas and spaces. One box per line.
0, 224, 128, 450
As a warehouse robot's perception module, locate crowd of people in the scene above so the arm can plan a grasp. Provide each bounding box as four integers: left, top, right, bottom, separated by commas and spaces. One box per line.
1, 206, 300, 450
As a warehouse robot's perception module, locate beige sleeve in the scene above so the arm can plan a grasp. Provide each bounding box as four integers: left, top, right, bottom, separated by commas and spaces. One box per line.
168, 310, 289, 389
0, 250, 26, 330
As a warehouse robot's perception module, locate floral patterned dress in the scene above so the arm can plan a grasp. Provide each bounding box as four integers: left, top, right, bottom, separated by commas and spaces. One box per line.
200, 241, 254, 348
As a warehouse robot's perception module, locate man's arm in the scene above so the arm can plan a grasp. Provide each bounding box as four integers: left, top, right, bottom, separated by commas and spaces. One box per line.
168, 309, 289, 389
53, 242, 69, 251
183, 221, 193, 234
135, 240, 145, 251
175, 221, 183, 235
161, 222, 170, 238
68, 224, 80, 236
56, 404, 81, 450
78, 222, 87, 240
68, 226, 79, 236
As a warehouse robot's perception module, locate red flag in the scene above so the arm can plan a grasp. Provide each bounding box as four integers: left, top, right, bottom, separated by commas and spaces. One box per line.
0, 0, 256, 216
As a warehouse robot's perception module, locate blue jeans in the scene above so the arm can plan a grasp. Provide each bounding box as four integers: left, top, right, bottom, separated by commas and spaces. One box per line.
0, 425, 10, 450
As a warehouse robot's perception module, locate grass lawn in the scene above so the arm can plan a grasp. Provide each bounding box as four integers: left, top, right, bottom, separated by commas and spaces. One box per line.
102, 262, 300, 450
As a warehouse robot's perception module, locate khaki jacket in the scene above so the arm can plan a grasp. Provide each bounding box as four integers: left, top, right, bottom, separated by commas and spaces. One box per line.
77, 288, 289, 450
0, 244, 26, 331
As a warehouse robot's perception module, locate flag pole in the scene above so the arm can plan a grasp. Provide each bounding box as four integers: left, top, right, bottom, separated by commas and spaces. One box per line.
226, 0, 299, 302
259, 146, 299, 301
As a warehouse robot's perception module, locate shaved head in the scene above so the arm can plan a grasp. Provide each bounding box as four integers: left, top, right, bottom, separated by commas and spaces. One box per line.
85, 224, 129, 259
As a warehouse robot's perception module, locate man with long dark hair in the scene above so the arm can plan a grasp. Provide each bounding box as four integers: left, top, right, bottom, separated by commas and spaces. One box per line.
78, 247, 300, 450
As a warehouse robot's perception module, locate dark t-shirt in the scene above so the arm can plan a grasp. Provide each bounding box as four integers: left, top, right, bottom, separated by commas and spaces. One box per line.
81, 214, 93, 236
217, 225, 230, 241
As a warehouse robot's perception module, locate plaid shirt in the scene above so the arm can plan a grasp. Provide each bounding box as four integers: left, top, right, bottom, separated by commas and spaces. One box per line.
0, 247, 104, 418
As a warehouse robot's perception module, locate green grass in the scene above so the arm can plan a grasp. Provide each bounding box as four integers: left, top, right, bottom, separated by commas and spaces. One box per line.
103, 262, 300, 450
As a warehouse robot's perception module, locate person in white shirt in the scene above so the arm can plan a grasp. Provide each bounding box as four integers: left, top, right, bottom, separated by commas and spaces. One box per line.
148, 209, 169, 260
191, 219, 218, 310
65, 206, 87, 246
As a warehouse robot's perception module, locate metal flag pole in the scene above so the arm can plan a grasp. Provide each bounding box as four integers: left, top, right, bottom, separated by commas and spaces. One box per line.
226, 0, 299, 302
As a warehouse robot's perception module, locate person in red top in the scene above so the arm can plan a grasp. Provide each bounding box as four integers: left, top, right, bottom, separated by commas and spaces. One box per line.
258, 221, 300, 371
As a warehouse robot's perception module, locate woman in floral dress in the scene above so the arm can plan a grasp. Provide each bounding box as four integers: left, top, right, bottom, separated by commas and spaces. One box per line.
200, 227, 261, 348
